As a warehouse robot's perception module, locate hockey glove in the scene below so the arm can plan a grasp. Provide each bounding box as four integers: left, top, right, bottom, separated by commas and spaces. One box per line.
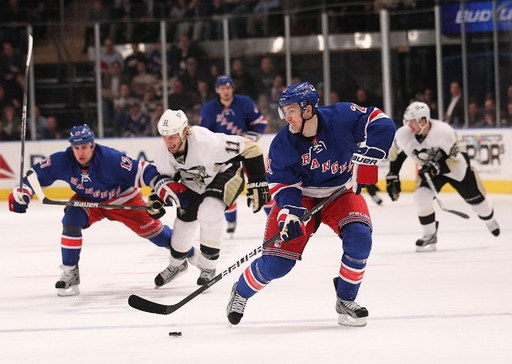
419, 161, 441, 180
147, 190, 166, 219
351, 147, 383, 194
385, 173, 401, 201
8, 184, 33, 213
277, 205, 310, 242
154, 176, 188, 208
246, 177, 270, 213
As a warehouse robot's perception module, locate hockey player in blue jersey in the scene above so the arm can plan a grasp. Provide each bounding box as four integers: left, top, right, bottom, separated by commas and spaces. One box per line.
8, 124, 188, 296
199, 75, 268, 235
226, 82, 396, 326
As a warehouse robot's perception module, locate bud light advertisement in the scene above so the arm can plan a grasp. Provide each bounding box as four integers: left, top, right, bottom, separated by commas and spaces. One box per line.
442, 1, 512, 34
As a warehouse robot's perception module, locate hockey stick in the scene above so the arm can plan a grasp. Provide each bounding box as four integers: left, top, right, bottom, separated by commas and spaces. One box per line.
128, 185, 348, 315
423, 173, 470, 219
26, 169, 150, 211
19, 34, 34, 189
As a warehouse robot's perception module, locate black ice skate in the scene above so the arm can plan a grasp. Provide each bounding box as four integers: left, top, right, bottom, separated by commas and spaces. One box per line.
55, 265, 80, 296
197, 267, 216, 285
154, 259, 188, 287
484, 218, 500, 237
416, 221, 439, 252
336, 297, 369, 327
227, 283, 248, 325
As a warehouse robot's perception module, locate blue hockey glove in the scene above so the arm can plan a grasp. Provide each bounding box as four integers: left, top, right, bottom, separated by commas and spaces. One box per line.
154, 176, 188, 208
277, 205, 309, 242
8, 184, 33, 213
419, 161, 441, 180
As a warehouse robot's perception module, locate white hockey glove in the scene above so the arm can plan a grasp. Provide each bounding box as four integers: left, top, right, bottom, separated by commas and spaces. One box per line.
8, 184, 33, 213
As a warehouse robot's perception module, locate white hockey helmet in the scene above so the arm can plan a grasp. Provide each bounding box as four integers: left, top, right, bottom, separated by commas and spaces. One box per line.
157, 109, 188, 136
403, 101, 430, 126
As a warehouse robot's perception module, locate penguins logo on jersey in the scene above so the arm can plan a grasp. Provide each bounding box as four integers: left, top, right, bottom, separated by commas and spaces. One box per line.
412, 147, 438, 163
178, 165, 211, 188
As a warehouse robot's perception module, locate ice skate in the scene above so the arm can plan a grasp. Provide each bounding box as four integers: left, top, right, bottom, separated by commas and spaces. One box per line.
226, 221, 236, 238
55, 265, 80, 296
484, 218, 500, 237
154, 259, 188, 287
336, 297, 368, 327
227, 283, 248, 325
415, 221, 439, 252
197, 267, 216, 285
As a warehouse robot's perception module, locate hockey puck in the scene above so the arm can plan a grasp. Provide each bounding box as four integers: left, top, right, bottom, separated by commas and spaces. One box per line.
168, 331, 182, 337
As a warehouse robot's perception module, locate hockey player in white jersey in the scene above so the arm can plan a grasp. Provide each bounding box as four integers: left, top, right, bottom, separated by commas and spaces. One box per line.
386, 101, 500, 252
151, 109, 270, 286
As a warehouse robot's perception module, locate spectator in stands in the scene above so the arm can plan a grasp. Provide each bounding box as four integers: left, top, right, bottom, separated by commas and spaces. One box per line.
254, 56, 277, 97
501, 102, 512, 127
330, 91, 341, 105
169, 34, 204, 78
231, 58, 256, 98
113, 83, 137, 136
230, 0, 257, 39
168, 78, 197, 112
0, 104, 21, 140
122, 100, 152, 137
148, 42, 165, 78
34, 105, 49, 139
141, 88, 159, 122
258, 93, 281, 133
131, 61, 158, 98
178, 57, 203, 95
468, 100, 483, 127
474, 111, 496, 128
354, 88, 373, 107
0, 41, 24, 92
100, 38, 124, 75
444, 81, 464, 128
197, 79, 215, 104
269, 74, 285, 106
483, 96, 496, 116
115, 0, 144, 43
422, 88, 437, 116
124, 43, 148, 80
0, 0, 30, 48
84, 0, 111, 53
249, 0, 281, 37
0, 84, 17, 111
40, 116, 65, 139
205, 0, 226, 40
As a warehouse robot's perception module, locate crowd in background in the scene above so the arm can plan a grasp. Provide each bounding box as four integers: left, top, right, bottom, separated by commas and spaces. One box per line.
1, 0, 512, 141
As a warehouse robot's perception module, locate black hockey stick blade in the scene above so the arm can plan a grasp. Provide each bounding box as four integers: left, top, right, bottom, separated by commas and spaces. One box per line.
444, 208, 470, 219
128, 294, 173, 315
128, 185, 348, 315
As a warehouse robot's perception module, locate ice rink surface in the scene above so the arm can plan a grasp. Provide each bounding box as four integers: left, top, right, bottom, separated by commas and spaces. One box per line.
1, 192, 511, 364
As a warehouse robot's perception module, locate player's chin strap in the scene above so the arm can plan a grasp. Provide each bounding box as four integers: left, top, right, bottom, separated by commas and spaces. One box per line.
299, 107, 317, 136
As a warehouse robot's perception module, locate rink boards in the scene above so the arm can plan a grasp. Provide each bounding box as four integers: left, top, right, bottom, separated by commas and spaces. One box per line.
0, 127, 511, 199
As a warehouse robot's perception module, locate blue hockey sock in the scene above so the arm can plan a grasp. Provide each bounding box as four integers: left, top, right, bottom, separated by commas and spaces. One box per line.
148, 225, 173, 248
236, 255, 295, 298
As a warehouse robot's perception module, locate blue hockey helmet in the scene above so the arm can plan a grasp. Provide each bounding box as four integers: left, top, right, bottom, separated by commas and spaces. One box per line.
278, 82, 319, 119
215, 75, 234, 88
68, 124, 95, 146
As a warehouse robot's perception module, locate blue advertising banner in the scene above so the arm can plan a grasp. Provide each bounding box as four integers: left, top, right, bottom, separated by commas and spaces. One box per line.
442, 1, 512, 34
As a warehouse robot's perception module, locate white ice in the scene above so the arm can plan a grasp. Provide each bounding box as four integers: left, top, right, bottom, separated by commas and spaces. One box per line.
1, 192, 511, 364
